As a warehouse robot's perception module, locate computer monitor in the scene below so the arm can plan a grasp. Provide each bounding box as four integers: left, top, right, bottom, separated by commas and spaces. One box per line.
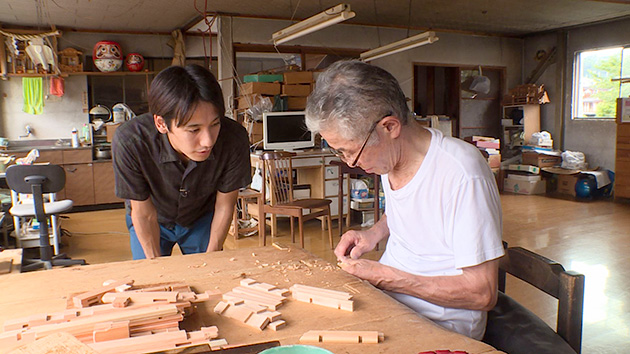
262, 111, 314, 151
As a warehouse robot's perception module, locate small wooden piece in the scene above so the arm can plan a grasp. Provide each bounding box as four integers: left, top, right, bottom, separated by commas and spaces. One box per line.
268, 320, 286, 331
0, 259, 13, 274
299, 330, 384, 344
92, 321, 130, 342
112, 297, 130, 308
290, 284, 354, 311
72, 279, 134, 308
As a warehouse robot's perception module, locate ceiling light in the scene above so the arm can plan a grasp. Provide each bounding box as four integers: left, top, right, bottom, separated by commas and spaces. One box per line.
272, 3, 355, 45
360, 31, 439, 62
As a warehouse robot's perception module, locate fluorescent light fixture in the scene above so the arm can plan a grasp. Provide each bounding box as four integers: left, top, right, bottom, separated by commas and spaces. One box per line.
360, 31, 439, 62
272, 3, 355, 45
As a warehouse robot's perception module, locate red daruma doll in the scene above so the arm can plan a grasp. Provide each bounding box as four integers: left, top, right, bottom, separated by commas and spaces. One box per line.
126, 53, 145, 72
93, 40, 123, 72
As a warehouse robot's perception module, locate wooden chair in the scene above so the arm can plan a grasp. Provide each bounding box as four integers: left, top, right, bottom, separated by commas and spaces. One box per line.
484, 246, 585, 354
230, 188, 265, 246
260, 151, 333, 249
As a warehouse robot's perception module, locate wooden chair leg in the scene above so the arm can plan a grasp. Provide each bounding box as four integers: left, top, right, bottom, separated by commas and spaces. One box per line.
298, 215, 304, 248
290, 217, 295, 241
232, 204, 239, 241
327, 210, 333, 249
258, 198, 265, 247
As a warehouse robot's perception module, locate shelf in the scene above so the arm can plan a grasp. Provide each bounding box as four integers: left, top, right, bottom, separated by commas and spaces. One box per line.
6, 71, 154, 78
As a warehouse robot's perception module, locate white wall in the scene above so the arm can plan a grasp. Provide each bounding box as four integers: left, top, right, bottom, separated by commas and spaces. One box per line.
0, 75, 86, 140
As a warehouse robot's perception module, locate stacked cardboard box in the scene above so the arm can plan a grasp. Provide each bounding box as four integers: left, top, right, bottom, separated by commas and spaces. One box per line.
521, 151, 562, 168
465, 136, 501, 168
283, 71, 313, 110
503, 164, 546, 195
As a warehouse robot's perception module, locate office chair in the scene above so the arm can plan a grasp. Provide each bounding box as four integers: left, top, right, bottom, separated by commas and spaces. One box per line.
6, 164, 86, 271
483, 246, 585, 354
260, 151, 334, 249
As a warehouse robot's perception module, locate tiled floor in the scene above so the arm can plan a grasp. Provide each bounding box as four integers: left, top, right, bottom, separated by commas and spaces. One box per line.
56, 194, 630, 352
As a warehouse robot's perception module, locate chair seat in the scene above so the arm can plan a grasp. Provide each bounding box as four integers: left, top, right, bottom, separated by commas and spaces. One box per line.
277, 198, 332, 209
483, 292, 577, 354
10, 199, 74, 217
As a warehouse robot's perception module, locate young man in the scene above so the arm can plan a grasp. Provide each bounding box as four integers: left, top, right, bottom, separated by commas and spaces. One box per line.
305, 60, 504, 339
112, 64, 251, 259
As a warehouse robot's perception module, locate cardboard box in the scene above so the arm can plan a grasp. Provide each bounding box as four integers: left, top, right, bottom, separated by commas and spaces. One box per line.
487, 154, 501, 168
508, 164, 540, 174
242, 121, 263, 144
287, 97, 307, 110
557, 173, 579, 197
236, 94, 274, 110
282, 84, 312, 97
240, 82, 281, 96
522, 151, 562, 167
243, 74, 283, 83
283, 71, 313, 84
503, 177, 546, 195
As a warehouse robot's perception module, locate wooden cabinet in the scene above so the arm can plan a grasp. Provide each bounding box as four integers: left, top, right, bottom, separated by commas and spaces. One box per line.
615, 98, 630, 200
63, 163, 95, 206
93, 161, 121, 204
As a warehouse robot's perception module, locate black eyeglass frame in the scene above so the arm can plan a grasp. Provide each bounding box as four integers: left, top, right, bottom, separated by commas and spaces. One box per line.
329, 113, 390, 167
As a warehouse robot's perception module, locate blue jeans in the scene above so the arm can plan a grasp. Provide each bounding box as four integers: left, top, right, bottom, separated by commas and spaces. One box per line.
126, 212, 213, 260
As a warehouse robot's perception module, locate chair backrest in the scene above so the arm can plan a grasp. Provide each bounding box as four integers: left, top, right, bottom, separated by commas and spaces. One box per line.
260, 151, 295, 206
499, 246, 585, 353
6, 164, 66, 195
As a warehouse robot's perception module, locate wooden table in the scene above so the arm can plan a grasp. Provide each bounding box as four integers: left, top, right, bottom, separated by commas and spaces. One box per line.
329, 160, 380, 236
0, 247, 502, 354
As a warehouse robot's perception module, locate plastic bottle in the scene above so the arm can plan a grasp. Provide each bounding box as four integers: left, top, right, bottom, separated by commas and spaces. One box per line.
71, 127, 79, 148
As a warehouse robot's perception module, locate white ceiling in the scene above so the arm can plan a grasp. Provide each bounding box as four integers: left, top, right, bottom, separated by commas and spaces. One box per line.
0, 0, 629, 37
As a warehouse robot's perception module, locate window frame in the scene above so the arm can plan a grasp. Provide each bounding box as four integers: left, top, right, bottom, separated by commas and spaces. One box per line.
572, 45, 628, 120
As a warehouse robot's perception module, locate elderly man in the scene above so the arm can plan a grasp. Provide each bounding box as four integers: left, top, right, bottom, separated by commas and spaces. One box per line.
305, 60, 504, 339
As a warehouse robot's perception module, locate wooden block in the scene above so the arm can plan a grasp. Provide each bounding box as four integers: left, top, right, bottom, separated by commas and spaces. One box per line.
240, 278, 257, 287
101, 291, 178, 304
292, 291, 354, 311
87, 329, 188, 353
299, 330, 383, 344
213, 301, 230, 315
92, 321, 130, 342
222, 304, 253, 323
268, 320, 286, 331
232, 286, 285, 302
244, 312, 270, 330
112, 297, 130, 308
223, 291, 282, 310
208, 338, 228, 350
72, 279, 134, 308
290, 284, 353, 300
0, 259, 13, 274
261, 310, 282, 322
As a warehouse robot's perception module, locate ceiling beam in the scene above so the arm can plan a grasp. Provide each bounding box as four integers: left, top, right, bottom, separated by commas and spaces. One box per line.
233, 42, 364, 57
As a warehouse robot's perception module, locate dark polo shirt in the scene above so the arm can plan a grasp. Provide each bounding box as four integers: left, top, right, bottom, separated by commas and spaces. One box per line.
112, 113, 251, 228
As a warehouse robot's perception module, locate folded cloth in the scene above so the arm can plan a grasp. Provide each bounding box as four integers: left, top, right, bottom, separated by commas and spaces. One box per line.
22, 77, 44, 114
50, 76, 65, 97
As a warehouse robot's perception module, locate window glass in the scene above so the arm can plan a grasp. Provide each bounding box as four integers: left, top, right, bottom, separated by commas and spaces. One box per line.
573, 47, 623, 119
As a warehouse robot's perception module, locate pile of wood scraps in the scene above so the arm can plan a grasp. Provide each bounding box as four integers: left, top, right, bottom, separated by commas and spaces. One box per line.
2, 276, 380, 353
1, 279, 225, 354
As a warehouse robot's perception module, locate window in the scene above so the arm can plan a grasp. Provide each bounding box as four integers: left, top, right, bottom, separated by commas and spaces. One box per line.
573, 46, 630, 119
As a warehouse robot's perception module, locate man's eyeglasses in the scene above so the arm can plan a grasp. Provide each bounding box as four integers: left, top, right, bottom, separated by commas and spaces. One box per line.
330, 113, 390, 167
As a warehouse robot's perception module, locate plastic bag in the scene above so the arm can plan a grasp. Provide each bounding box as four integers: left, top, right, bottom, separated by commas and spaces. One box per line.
246, 95, 273, 122
561, 150, 587, 170
529, 131, 552, 147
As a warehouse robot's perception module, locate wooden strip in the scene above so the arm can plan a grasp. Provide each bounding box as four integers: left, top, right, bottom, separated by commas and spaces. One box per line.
232, 286, 286, 302
292, 292, 353, 311
299, 330, 382, 344
223, 291, 282, 310
244, 312, 270, 330
72, 279, 134, 308
209, 338, 229, 350
87, 330, 189, 354
222, 303, 253, 323
92, 321, 130, 342
101, 291, 178, 304
290, 284, 353, 300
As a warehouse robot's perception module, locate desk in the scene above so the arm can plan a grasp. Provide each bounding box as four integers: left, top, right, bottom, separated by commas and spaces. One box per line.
329, 160, 380, 236
0, 247, 501, 354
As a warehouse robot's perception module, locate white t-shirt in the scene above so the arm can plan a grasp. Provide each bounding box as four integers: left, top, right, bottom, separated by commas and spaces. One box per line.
379, 128, 504, 340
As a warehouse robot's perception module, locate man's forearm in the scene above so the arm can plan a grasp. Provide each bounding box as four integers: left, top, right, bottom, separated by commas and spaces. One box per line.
130, 202, 161, 259
207, 190, 238, 252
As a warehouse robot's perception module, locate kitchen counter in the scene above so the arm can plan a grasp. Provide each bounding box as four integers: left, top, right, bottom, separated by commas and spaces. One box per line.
2, 139, 91, 153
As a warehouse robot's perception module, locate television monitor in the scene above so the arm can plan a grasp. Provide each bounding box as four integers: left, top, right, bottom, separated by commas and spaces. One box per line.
262, 111, 314, 151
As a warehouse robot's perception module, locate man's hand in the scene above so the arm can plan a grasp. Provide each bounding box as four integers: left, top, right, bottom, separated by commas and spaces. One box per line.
338, 258, 402, 289
334, 215, 389, 261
